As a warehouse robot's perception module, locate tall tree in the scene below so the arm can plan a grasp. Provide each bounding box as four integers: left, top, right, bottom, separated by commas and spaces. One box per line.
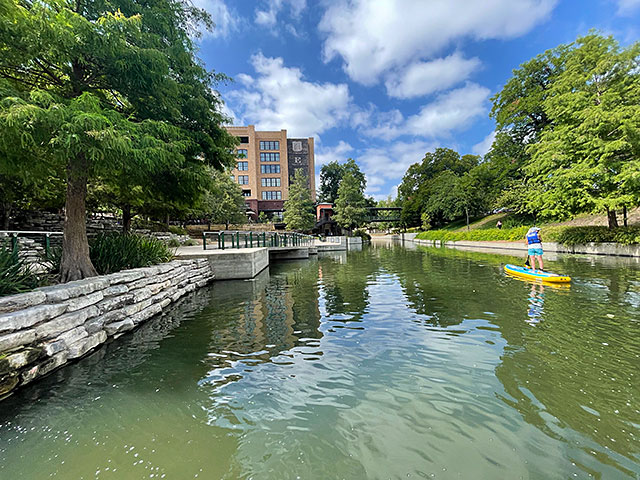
197, 170, 246, 229
283, 169, 315, 231
0, 0, 236, 280
526, 33, 640, 227
319, 158, 366, 203
334, 171, 368, 232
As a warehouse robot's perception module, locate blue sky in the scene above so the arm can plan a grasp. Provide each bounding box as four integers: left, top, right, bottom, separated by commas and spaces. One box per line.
194, 0, 640, 200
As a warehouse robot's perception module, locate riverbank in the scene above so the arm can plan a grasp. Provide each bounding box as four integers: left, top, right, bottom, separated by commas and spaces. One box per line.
378, 233, 640, 258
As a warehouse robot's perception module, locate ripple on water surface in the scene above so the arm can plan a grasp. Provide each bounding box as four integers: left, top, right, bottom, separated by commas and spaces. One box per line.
0, 245, 639, 479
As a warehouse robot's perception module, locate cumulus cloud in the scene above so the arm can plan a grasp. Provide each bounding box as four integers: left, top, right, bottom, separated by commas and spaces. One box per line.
365, 83, 490, 140
255, 0, 307, 27
192, 0, 238, 38
226, 53, 351, 138
315, 141, 354, 166
472, 131, 497, 156
357, 140, 436, 192
320, 0, 557, 85
385, 52, 481, 99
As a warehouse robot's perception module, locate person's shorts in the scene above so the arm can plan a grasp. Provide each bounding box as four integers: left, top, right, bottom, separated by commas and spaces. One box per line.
528, 247, 543, 256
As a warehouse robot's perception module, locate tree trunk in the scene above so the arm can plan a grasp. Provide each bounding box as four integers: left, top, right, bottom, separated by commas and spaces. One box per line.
122, 204, 132, 234
165, 212, 170, 230
60, 153, 98, 282
623, 206, 628, 227
607, 208, 619, 229
1, 202, 11, 230
465, 207, 470, 231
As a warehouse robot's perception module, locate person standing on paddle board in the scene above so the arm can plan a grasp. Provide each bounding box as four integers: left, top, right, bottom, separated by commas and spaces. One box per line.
525, 227, 544, 271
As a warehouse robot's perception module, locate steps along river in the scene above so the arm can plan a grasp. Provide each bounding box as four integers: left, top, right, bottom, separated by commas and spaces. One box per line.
0, 241, 638, 479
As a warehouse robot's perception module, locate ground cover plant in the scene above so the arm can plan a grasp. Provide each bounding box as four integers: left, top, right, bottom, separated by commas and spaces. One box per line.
415, 225, 640, 245
89, 233, 174, 275
0, 247, 41, 296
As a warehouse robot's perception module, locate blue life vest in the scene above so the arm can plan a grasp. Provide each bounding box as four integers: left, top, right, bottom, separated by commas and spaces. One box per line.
526, 230, 541, 244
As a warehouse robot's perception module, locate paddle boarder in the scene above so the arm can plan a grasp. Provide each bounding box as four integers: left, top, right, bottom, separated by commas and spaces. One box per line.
525, 226, 544, 271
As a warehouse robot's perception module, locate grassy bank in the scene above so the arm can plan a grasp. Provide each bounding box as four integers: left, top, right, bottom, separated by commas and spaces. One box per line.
415, 226, 640, 246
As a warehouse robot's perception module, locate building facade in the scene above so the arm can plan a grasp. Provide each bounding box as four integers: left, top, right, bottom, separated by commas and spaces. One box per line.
225, 125, 316, 221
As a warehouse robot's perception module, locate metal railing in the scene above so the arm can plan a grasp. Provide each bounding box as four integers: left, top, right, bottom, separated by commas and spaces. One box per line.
0, 230, 64, 255
202, 231, 313, 250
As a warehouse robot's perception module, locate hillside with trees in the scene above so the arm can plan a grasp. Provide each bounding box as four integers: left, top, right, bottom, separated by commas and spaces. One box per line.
396, 32, 640, 232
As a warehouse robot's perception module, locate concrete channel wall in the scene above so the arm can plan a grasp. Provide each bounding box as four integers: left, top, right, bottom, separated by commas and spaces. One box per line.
0, 258, 213, 400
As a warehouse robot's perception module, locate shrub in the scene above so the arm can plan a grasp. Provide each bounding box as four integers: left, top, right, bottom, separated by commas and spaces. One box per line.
352, 229, 371, 242
168, 225, 187, 235
553, 226, 640, 246
89, 233, 174, 275
0, 248, 41, 297
415, 225, 640, 245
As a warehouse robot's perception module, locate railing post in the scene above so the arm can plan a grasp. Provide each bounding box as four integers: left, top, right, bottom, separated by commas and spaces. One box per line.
45, 233, 51, 255
245, 233, 248, 248
249, 232, 253, 247
203, 232, 207, 250
11, 233, 18, 254
263, 232, 266, 247
221, 232, 225, 250
236, 232, 240, 248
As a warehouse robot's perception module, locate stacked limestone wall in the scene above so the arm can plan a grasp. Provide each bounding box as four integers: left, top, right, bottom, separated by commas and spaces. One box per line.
0, 258, 213, 399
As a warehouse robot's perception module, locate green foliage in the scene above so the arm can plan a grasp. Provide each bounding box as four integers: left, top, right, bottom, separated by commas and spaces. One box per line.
0, 0, 237, 279
196, 169, 246, 227
397, 148, 489, 227
258, 211, 269, 224
283, 170, 315, 231
491, 32, 640, 227
553, 226, 640, 246
89, 233, 174, 274
352, 229, 371, 242
416, 225, 640, 245
0, 248, 41, 296
168, 226, 187, 235
319, 159, 366, 204
334, 171, 368, 231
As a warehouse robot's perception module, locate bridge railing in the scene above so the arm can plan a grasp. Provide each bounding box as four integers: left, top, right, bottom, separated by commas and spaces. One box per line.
202, 231, 313, 250
0, 230, 64, 256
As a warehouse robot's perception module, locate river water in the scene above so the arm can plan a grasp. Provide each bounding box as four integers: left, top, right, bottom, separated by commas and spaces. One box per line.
0, 242, 638, 479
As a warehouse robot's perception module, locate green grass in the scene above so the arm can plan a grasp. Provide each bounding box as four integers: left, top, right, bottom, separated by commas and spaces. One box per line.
0, 248, 41, 297
416, 225, 640, 245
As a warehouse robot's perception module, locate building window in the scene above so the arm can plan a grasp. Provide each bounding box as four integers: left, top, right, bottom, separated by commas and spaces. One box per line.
259, 140, 279, 150
237, 136, 249, 144
261, 191, 282, 200
260, 152, 280, 162
237, 161, 248, 171
242, 190, 251, 197
261, 164, 280, 174
238, 175, 249, 185
237, 149, 248, 158
261, 178, 281, 187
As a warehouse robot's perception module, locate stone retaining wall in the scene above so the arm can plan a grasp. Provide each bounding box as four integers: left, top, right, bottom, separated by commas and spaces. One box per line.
0, 258, 213, 400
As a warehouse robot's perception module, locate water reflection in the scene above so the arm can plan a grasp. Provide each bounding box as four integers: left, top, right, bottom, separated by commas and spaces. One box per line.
0, 244, 639, 479
527, 283, 545, 325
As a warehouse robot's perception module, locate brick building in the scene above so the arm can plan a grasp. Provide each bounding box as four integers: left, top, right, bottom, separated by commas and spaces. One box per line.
225, 125, 316, 221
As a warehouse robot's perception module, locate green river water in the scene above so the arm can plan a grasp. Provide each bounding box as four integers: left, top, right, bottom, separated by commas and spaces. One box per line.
0, 241, 638, 479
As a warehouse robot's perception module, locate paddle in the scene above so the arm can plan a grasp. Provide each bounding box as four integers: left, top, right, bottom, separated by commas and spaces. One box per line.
524, 251, 530, 268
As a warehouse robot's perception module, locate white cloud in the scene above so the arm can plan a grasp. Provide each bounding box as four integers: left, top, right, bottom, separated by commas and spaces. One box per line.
192, 0, 238, 38
364, 83, 490, 139
616, 0, 640, 13
320, 0, 557, 85
255, 0, 307, 27
357, 140, 436, 193
315, 141, 354, 166
385, 52, 481, 99
472, 131, 496, 156
226, 53, 351, 138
